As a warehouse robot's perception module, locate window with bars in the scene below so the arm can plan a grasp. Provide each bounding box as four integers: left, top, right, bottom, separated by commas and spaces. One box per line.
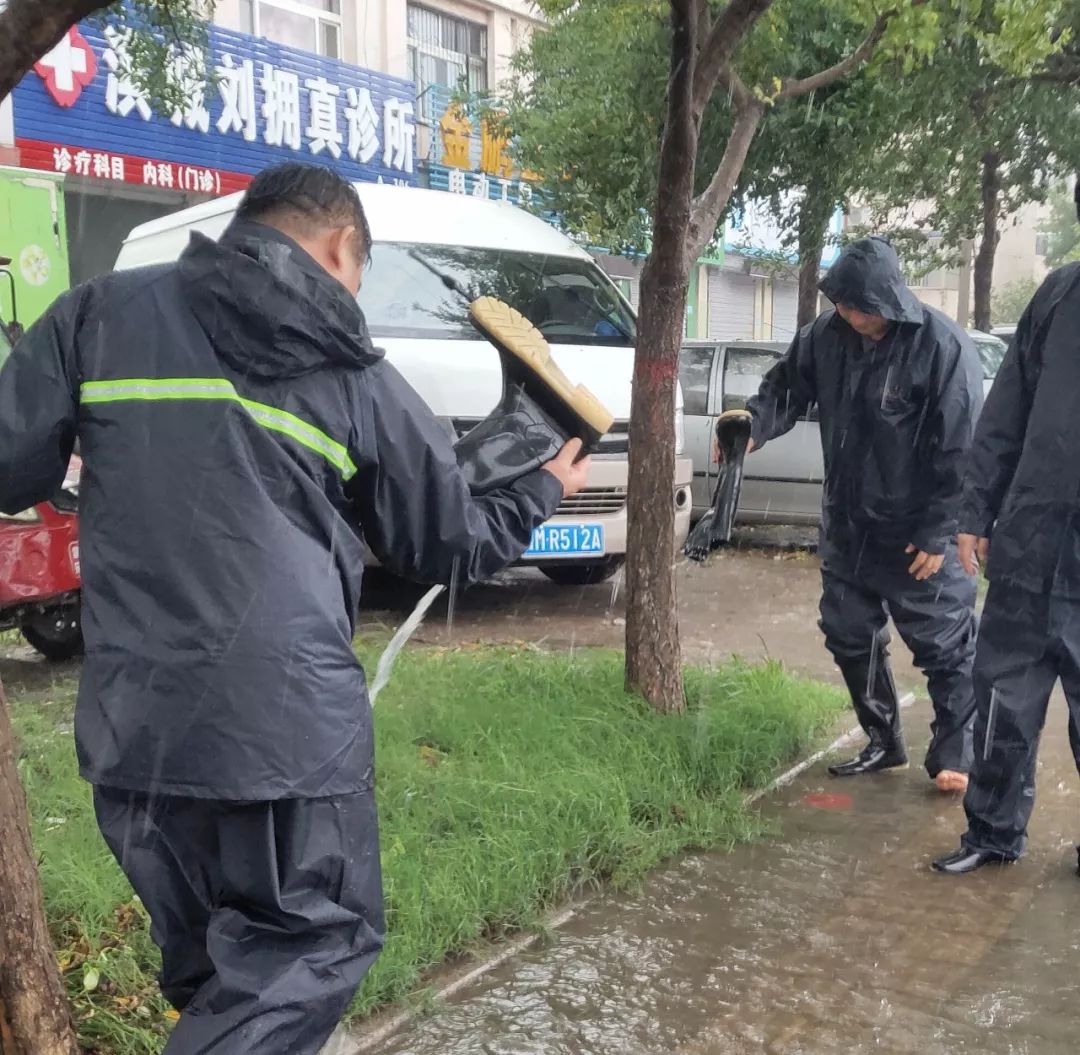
239, 0, 343, 59
407, 3, 488, 120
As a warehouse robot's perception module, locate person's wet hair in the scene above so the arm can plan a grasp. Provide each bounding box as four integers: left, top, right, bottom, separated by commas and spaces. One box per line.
237, 162, 372, 263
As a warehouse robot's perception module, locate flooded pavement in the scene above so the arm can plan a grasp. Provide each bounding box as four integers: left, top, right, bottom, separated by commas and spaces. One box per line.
344, 542, 1080, 1055
373, 695, 1080, 1055
11, 540, 1062, 1054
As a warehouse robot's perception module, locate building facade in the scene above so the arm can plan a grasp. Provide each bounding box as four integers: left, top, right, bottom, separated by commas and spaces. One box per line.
1, 0, 821, 346
1, 5, 429, 324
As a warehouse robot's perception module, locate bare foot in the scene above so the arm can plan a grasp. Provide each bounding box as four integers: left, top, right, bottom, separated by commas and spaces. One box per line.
935, 770, 969, 793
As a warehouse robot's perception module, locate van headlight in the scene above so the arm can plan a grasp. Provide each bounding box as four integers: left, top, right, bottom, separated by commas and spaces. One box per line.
674, 405, 685, 456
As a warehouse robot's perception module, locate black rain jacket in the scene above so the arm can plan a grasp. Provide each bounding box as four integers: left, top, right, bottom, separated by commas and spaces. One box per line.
960, 263, 1080, 598
747, 237, 983, 555
0, 221, 562, 799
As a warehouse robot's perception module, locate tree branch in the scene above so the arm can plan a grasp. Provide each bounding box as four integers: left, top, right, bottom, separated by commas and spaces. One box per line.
718, 63, 756, 112
687, 82, 766, 261
693, 0, 773, 112
1031, 66, 1080, 86
774, 0, 932, 102
776, 13, 889, 100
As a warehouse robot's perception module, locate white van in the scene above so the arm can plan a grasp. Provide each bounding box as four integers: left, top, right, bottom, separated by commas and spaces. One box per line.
115, 183, 693, 585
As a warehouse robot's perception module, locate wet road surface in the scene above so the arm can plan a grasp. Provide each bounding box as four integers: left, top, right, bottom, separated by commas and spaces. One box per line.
373, 694, 1080, 1055
358, 537, 914, 689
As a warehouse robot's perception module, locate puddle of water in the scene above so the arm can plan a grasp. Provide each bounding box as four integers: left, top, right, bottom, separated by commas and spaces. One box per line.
375, 697, 1080, 1055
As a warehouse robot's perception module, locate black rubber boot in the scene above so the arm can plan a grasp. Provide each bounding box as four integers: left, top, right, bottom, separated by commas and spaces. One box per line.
684, 410, 753, 562
828, 733, 909, 777
932, 846, 1013, 875
456, 297, 614, 488
830, 652, 906, 775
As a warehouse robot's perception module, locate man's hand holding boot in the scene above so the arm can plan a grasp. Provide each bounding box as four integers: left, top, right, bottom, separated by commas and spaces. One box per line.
543, 438, 591, 498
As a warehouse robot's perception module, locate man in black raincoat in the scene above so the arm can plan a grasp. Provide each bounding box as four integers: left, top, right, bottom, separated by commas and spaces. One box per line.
745, 237, 983, 790
933, 182, 1080, 875
0, 163, 587, 1052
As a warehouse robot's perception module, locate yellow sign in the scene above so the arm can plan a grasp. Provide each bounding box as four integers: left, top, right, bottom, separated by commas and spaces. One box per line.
439, 104, 473, 170
479, 115, 514, 179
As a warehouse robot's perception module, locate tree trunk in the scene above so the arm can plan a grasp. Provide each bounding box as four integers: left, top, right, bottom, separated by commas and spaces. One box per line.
624, 0, 888, 711
795, 186, 833, 330
624, 2, 702, 713
972, 151, 1000, 333
0, 0, 111, 104
0, 678, 79, 1055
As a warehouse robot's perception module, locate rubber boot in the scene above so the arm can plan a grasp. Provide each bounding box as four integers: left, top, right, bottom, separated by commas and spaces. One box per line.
829, 654, 908, 776
455, 297, 614, 494
684, 410, 752, 561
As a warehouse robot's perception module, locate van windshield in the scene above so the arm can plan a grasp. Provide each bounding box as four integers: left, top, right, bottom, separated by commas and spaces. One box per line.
358, 243, 636, 345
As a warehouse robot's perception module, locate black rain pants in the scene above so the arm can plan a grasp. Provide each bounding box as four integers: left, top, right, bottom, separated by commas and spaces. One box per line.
93, 786, 384, 1054
962, 584, 1080, 859
819, 536, 978, 777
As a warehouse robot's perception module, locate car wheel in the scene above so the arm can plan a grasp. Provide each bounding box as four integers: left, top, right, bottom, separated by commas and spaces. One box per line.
539, 556, 625, 586
21, 603, 83, 662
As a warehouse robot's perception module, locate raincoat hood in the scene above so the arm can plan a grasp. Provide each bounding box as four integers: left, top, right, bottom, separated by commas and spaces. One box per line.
178, 220, 382, 380
819, 236, 924, 325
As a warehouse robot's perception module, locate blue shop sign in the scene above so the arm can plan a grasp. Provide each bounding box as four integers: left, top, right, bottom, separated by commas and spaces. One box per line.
15, 18, 418, 192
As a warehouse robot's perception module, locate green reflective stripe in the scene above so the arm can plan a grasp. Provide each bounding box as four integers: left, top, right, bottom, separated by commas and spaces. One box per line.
240, 399, 356, 479
81, 380, 236, 403
79, 377, 357, 481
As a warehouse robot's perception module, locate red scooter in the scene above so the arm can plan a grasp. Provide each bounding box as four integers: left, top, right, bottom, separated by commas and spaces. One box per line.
0, 268, 83, 661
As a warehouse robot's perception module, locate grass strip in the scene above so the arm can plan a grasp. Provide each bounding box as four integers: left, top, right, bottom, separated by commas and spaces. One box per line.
11, 645, 844, 1053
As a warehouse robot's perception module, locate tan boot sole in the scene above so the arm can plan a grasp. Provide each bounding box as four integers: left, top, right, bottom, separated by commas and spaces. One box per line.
469, 296, 615, 437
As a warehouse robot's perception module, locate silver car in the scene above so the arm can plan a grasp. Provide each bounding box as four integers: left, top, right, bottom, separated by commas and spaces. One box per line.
681, 329, 1008, 525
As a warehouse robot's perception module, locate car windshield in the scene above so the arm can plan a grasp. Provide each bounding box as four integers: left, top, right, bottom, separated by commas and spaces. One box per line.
972, 334, 1007, 380
358, 243, 636, 345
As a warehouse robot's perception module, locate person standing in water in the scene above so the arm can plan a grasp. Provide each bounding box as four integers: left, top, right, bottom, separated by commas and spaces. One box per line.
738, 237, 983, 791
934, 177, 1080, 874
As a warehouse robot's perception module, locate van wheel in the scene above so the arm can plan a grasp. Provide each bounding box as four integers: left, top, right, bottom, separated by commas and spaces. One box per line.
21, 604, 83, 662
539, 557, 625, 586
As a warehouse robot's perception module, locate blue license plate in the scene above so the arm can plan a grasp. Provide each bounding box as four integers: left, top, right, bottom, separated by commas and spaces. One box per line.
525, 523, 605, 558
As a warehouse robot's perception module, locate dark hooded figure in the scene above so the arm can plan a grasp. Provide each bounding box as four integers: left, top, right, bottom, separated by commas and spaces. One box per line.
744, 236, 984, 790
933, 178, 1080, 876
0, 163, 589, 1052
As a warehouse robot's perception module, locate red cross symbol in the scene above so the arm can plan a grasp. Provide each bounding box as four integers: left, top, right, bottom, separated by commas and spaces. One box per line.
34, 27, 99, 108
